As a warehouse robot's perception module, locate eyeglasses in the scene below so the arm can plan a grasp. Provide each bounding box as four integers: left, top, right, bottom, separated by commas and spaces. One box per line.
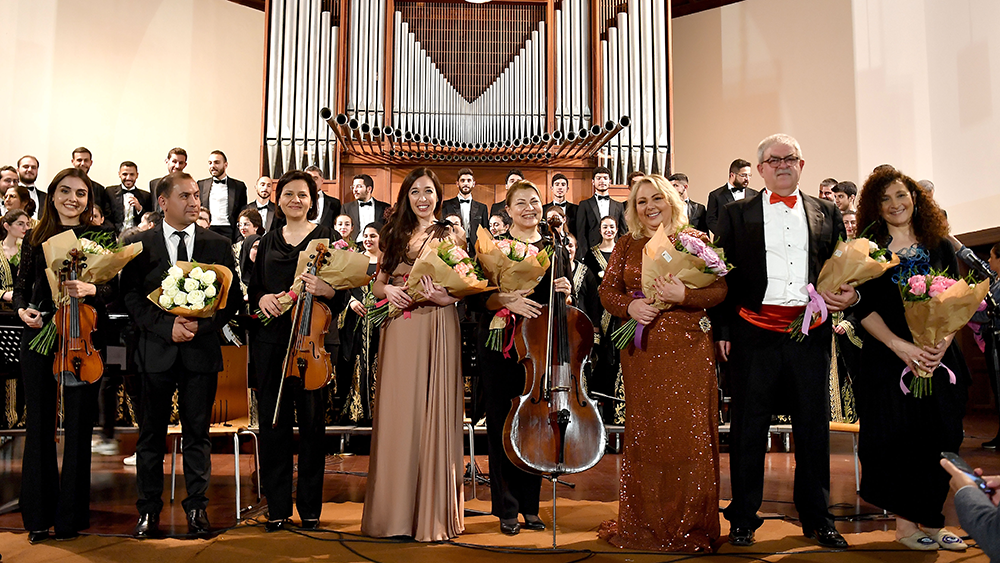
735, 173, 752, 180
763, 154, 800, 168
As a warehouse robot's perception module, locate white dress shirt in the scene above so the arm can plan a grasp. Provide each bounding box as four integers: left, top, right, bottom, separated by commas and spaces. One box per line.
596, 193, 611, 218
254, 200, 270, 228
728, 182, 748, 200
21, 184, 42, 218
209, 177, 229, 226
163, 221, 196, 265
310, 194, 325, 225
457, 196, 472, 230
761, 188, 809, 306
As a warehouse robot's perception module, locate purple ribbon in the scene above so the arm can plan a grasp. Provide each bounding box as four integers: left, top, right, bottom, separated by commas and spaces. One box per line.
900, 364, 957, 395
632, 291, 647, 350
800, 283, 828, 336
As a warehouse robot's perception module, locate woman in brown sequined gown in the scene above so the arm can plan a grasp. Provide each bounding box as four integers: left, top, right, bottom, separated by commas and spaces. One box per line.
598, 175, 727, 552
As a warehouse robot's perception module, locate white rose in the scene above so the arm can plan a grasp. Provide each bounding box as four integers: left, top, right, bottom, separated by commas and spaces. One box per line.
200, 269, 217, 285
158, 294, 174, 308
163, 286, 179, 298
168, 266, 185, 279
204, 284, 217, 298
189, 266, 205, 281
161, 277, 176, 290
173, 291, 188, 306
183, 278, 200, 292
868, 240, 878, 253
187, 289, 205, 304
187, 295, 205, 310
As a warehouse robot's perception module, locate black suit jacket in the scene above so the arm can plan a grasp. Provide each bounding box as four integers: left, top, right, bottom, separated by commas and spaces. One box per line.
21, 186, 46, 219
245, 201, 277, 232
198, 177, 249, 238
685, 200, 709, 234
120, 224, 243, 373
710, 191, 845, 342
543, 201, 579, 234
575, 196, 627, 257
106, 184, 153, 235
489, 200, 508, 219
442, 196, 489, 252
342, 198, 389, 239
315, 193, 343, 228
706, 184, 759, 236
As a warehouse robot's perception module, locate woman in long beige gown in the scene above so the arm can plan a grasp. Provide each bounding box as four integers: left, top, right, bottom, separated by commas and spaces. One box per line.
361, 168, 465, 541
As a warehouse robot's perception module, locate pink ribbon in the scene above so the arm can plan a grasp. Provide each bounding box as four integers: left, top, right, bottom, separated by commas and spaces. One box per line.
899, 364, 957, 395
632, 291, 648, 350
799, 283, 828, 336
287, 290, 298, 302
495, 308, 517, 358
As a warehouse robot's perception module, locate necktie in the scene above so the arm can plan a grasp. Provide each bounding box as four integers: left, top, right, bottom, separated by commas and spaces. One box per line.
175, 231, 189, 263
596, 195, 610, 201
359, 201, 373, 207
769, 192, 797, 209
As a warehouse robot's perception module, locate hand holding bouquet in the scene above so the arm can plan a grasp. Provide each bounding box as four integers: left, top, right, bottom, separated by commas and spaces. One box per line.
148, 262, 233, 318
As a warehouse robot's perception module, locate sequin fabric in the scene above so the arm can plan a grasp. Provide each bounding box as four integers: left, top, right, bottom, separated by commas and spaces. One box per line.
597, 233, 727, 552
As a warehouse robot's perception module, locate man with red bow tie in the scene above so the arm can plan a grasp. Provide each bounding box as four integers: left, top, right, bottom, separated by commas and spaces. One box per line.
710, 134, 857, 550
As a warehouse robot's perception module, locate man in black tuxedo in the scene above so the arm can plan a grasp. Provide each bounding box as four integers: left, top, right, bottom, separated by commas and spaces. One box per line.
706, 158, 757, 237
70, 147, 112, 219
17, 155, 45, 217
106, 161, 152, 235
197, 150, 248, 241
668, 173, 709, 233
575, 166, 626, 258
121, 172, 242, 538
442, 168, 489, 254
542, 173, 578, 233
305, 166, 342, 228
712, 134, 856, 549
342, 173, 389, 241
489, 169, 524, 218
148, 147, 188, 191
245, 176, 276, 232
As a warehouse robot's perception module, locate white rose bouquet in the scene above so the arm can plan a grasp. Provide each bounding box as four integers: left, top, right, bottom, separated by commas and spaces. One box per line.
148, 261, 233, 318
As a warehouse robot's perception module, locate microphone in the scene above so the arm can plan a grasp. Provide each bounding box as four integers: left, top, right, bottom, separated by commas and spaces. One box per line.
957, 246, 998, 282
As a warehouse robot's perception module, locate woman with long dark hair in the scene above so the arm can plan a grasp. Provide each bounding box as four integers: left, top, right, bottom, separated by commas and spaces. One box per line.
337, 223, 381, 424
585, 215, 624, 423
14, 168, 115, 543
852, 167, 969, 551
361, 168, 465, 541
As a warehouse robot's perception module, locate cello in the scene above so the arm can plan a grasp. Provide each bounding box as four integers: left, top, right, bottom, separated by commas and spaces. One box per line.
272, 243, 334, 427
503, 214, 606, 485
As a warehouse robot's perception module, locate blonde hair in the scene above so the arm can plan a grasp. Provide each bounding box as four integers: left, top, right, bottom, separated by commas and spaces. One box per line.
757, 133, 803, 164
625, 174, 687, 238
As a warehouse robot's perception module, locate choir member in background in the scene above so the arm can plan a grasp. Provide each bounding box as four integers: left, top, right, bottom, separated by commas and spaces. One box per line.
0, 165, 19, 190
148, 147, 188, 191
598, 174, 726, 551
334, 214, 354, 245
489, 169, 524, 218
851, 168, 969, 551
4, 185, 37, 222
576, 166, 626, 259
17, 156, 44, 217
668, 173, 709, 234
362, 168, 465, 542
121, 172, 242, 539
197, 207, 211, 229
15, 168, 116, 543
489, 213, 509, 237
564, 232, 602, 371
842, 209, 857, 239
544, 205, 570, 241
237, 208, 263, 241
247, 176, 276, 232
584, 215, 624, 423
542, 173, 578, 230
1, 209, 29, 304
343, 174, 389, 240
197, 150, 248, 242
441, 168, 489, 255
337, 223, 381, 424
472, 180, 572, 536
137, 212, 160, 232
305, 166, 342, 229
250, 170, 344, 532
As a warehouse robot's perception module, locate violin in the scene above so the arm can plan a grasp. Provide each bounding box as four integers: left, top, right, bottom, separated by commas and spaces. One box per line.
503, 216, 606, 477
54, 248, 103, 384
272, 243, 333, 427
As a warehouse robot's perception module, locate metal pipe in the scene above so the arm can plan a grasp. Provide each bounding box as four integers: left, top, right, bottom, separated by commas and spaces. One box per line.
321, 107, 350, 151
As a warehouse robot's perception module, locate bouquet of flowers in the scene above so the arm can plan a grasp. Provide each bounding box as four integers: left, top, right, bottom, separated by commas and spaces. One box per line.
474, 226, 552, 352
787, 237, 900, 340
30, 229, 144, 354
252, 238, 373, 324
610, 225, 731, 350
898, 270, 989, 397
148, 261, 233, 318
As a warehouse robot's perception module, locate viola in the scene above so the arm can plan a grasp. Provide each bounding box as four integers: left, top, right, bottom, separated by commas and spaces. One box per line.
503, 216, 606, 477
53, 248, 103, 384
272, 243, 333, 427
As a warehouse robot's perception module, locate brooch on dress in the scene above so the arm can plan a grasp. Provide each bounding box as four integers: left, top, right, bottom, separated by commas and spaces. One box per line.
699, 316, 711, 334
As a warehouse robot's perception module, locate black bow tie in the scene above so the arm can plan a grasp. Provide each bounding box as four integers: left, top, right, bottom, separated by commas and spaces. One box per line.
257, 204, 268, 210
459, 198, 471, 204
554, 201, 566, 207
596, 195, 610, 201
359, 201, 373, 207
213, 178, 226, 184
731, 186, 744, 192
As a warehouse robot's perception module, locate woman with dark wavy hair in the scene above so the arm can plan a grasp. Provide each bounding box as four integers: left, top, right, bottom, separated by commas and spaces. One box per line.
852, 167, 970, 551
361, 168, 465, 541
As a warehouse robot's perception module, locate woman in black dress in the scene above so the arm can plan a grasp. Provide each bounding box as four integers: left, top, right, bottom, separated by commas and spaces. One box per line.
583, 216, 623, 423
853, 167, 969, 551
249, 170, 344, 532
474, 180, 572, 535
14, 168, 116, 543
338, 223, 381, 424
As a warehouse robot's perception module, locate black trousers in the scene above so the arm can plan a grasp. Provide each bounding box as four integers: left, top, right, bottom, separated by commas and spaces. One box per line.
209, 225, 234, 242
19, 332, 99, 534
723, 317, 835, 531
253, 340, 328, 521
135, 360, 217, 514
481, 348, 541, 520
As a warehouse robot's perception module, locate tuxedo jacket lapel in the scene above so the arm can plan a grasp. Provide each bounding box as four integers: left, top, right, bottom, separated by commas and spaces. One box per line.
743, 193, 766, 280
147, 224, 171, 272
803, 195, 829, 281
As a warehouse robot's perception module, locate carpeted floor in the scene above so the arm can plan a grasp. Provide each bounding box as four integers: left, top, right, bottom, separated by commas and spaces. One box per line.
0, 498, 989, 562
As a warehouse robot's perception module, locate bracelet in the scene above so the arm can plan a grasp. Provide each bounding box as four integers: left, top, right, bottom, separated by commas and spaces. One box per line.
851, 290, 861, 307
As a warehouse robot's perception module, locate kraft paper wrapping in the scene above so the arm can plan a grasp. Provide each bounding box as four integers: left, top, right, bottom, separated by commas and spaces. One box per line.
406, 237, 492, 301
147, 261, 234, 319
903, 279, 990, 377
816, 238, 900, 293
641, 225, 717, 308
271, 238, 374, 314
42, 229, 144, 303
474, 225, 551, 294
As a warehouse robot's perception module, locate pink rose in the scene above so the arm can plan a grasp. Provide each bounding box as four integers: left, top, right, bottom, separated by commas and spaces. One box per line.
928, 277, 956, 298
908, 275, 927, 296
454, 262, 473, 278
525, 244, 539, 257
513, 241, 528, 259
497, 240, 511, 254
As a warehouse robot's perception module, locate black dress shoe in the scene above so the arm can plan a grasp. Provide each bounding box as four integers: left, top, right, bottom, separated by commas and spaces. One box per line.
728, 527, 755, 546
134, 513, 159, 539
54, 530, 80, 541
27, 530, 51, 544
265, 519, 290, 533
499, 519, 520, 536
804, 525, 849, 549
299, 519, 320, 530
521, 515, 546, 531
186, 509, 210, 535
984, 437, 1000, 450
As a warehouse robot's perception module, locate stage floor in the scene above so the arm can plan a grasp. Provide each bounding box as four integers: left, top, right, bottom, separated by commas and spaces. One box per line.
0, 412, 998, 561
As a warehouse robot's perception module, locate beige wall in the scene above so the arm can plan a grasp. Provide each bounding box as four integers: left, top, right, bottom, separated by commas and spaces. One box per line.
0, 0, 264, 196
673, 0, 999, 236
